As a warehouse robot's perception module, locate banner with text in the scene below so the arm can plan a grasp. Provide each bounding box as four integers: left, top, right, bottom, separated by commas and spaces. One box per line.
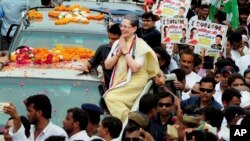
161, 18, 188, 44
188, 20, 228, 51
152, 0, 163, 16
162, 0, 190, 18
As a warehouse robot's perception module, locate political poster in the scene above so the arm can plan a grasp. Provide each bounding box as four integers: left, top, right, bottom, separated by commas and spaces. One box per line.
194, 44, 226, 63
187, 20, 228, 51
152, 0, 164, 16
162, 0, 191, 18
161, 18, 188, 44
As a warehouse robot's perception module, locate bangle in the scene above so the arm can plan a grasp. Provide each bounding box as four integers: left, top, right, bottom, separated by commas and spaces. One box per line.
124, 53, 129, 56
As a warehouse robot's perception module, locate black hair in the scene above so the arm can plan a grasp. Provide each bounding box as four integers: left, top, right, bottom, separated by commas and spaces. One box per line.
142, 12, 157, 21
231, 31, 242, 43
202, 106, 224, 130
182, 28, 186, 32
108, 23, 121, 36
214, 10, 226, 23
222, 88, 242, 104
236, 27, 248, 36
139, 93, 158, 114
193, 54, 202, 68
191, 27, 197, 32
244, 68, 250, 77
25, 94, 52, 119
239, 7, 249, 15
45, 136, 66, 141
122, 124, 140, 141
191, 0, 201, 9
227, 73, 245, 87
216, 34, 223, 39
224, 105, 245, 123
170, 69, 186, 82
67, 107, 89, 130
153, 47, 171, 70
157, 92, 175, 104
227, 36, 233, 45
215, 58, 239, 73
179, 48, 195, 61
180, 7, 186, 11
102, 117, 123, 138
199, 76, 216, 89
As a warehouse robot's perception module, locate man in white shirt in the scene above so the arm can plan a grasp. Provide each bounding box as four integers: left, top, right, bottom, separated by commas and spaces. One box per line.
3, 94, 68, 141
236, 54, 250, 75
178, 48, 201, 100
63, 107, 90, 141
230, 32, 250, 61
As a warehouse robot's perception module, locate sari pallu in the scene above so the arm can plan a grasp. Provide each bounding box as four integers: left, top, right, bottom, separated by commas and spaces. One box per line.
104, 36, 160, 122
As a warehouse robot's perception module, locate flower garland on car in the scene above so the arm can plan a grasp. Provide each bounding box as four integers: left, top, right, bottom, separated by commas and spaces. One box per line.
48, 4, 105, 25
10, 45, 95, 65
28, 10, 43, 19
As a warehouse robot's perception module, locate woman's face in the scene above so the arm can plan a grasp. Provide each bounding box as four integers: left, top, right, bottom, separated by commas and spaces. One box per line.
120, 19, 137, 39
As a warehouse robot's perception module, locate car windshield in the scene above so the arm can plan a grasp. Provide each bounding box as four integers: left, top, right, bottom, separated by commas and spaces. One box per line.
0, 77, 101, 128
12, 31, 109, 51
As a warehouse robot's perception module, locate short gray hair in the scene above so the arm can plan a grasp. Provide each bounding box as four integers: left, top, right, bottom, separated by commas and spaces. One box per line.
123, 14, 139, 28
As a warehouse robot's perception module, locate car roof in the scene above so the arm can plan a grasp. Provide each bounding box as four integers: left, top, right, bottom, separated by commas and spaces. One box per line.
24, 7, 108, 35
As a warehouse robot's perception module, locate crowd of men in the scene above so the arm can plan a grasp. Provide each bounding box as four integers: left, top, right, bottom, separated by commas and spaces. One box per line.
1, 0, 250, 141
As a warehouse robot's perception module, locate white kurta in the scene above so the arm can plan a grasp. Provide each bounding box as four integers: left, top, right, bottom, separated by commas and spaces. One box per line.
181, 71, 202, 100
69, 130, 89, 141
9, 122, 68, 141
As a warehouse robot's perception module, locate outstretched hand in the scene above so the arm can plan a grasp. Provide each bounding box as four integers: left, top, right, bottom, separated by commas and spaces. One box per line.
3, 103, 19, 119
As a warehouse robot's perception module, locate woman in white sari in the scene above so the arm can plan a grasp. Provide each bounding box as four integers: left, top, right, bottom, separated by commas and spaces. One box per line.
104, 14, 160, 122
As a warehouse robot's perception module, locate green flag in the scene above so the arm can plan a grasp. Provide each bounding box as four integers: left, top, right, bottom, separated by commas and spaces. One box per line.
209, 0, 239, 30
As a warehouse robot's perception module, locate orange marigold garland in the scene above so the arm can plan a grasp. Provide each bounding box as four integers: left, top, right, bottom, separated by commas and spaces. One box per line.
48, 4, 104, 25
11, 46, 95, 65
28, 10, 43, 20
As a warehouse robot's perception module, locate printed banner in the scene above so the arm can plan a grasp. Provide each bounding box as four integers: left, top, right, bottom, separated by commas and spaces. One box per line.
188, 20, 228, 51
194, 45, 225, 63
152, 0, 164, 16
162, 0, 191, 18
161, 18, 188, 44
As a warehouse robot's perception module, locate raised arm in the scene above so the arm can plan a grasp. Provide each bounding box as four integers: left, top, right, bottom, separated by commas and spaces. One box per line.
3, 103, 22, 133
